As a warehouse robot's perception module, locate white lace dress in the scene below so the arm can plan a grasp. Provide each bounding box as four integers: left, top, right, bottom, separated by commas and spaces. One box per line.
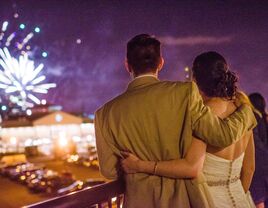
202, 153, 255, 208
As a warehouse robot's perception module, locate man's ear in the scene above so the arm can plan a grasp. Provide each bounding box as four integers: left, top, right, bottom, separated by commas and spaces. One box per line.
158, 57, 164, 72
124, 59, 132, 74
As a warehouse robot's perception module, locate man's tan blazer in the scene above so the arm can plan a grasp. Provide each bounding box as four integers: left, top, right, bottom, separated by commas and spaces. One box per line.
95, 76, 256, 208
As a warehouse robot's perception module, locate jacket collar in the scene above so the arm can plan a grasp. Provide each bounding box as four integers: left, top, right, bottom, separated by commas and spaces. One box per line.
127, 75, 159, 91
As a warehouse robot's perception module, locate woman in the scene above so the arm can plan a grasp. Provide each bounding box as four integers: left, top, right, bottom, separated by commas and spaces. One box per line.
121, 51, 255, 208
249, 93, 268, 208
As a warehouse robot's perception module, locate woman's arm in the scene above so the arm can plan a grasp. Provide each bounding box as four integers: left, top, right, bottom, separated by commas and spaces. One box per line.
240, 131, 255, 192
121, 137, 207, 178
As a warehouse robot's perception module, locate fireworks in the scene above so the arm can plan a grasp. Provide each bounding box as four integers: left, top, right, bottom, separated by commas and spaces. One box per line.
0, 20, 42, 57
0, 17, 55, 111
0, 47, 56, 109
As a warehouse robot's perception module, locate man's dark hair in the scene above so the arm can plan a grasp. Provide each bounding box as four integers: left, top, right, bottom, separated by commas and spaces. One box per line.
127, 34, 161, 76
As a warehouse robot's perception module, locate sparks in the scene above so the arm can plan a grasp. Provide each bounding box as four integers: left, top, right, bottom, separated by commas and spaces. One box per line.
0, 47, 56, 109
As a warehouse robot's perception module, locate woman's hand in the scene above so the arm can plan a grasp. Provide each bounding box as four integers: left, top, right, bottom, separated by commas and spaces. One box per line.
121, 151, 141, 174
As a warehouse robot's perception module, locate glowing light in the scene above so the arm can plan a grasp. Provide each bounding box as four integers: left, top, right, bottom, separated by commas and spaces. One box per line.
28, 94, 41, 104
58, 132, 67, 147
0, 47, 56, 108
184, 67, 189, 72
76, 39, 82, 44
26, 109, 32, 116
19, 32, 34, 49
1, 105, 7, 111
31, 75, 46, 85
55, 114, 63, 122
5, 33, 16, 47
42, 51, 48, 58
72, 136, 81, 142
17, 43, 22, 49
10, 137, 17, 145
42, 138, 50, 144
34, 27, 40, 33
19, 24, 25, 30
10, 95, 19, 103
41, 99, 47, 105
25, 139, 33, 146
2, 21, 8, 32
88, 114, 95, 120
70, 154, 79, 161
86, 135, 94, 142
0, 33, 4, 41
14, 13, 19, 18
26, 45, 31, 50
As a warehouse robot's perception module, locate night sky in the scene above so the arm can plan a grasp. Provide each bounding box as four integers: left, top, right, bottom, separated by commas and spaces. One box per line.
0, 0, 267, 113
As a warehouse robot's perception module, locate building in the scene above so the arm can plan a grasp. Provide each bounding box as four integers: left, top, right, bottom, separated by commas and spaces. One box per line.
0, 111, 95, 155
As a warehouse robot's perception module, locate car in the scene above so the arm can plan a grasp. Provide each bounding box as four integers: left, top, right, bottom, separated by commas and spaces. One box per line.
27, 170, 58, 191
9, 164, 44, 181
57, 180, 84, 195
45, 174, 75, 194
19, 168, 45, 184
29, 171, 75, 194
0, 162, 27, 176
57, 178, 105, 195
29, 174, 59, 192
80, 178, 105, 189
65, 154, 79, 164
82, 158, 91, 167
2, 162, 31, 177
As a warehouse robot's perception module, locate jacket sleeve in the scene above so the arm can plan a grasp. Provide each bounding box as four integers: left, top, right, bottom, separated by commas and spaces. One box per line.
94, 110, 120, 180
189, 82, 257, 147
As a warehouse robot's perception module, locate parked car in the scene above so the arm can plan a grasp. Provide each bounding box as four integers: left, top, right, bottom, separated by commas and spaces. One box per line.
19, 168, 46, 184
9, 164, 44, 181
27, 170, 59, 191
1, 162, 30, 177
0, 162, 26, 176
57, 178, 105, 195
29, 171, 75, 194
57, 180, 84, 195
65, 154, 79, 164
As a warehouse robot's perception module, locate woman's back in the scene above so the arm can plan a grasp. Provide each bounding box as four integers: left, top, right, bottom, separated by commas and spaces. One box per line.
202, 98, 255, 208
205, 98, 251, 160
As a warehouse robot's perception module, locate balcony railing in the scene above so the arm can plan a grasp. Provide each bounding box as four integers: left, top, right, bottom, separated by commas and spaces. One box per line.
24, 179, 125, 208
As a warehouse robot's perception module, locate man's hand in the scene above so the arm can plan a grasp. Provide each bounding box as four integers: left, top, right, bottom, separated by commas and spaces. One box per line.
234, 91, 253, 108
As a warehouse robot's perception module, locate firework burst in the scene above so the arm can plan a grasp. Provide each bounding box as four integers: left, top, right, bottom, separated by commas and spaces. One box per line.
0, 47, 56, 109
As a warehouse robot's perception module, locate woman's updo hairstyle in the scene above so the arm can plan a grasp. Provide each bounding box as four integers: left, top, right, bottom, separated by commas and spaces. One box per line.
192, 51, 238, 100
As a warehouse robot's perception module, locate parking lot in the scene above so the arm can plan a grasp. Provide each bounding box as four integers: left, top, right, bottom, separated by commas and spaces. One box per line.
0, 158, 104, 208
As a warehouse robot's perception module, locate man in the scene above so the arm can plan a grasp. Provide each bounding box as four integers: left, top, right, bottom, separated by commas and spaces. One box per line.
94, 34, 256, 208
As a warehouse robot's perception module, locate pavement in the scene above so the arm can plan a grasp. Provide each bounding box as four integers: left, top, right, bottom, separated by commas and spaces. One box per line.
0, 158, 103, 208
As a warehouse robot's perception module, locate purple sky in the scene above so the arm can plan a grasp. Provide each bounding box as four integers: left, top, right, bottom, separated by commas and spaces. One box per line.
0, 0, 267, 113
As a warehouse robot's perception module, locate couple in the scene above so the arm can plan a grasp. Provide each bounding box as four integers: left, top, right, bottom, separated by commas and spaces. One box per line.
94, 34, 256, 208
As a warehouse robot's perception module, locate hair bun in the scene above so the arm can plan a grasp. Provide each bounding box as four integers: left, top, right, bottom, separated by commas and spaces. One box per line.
214, 70, 237, 99
192, 51, 238, 99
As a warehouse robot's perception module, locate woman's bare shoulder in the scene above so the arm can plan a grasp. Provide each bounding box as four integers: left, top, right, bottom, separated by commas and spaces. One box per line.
205, 98, 232, 118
